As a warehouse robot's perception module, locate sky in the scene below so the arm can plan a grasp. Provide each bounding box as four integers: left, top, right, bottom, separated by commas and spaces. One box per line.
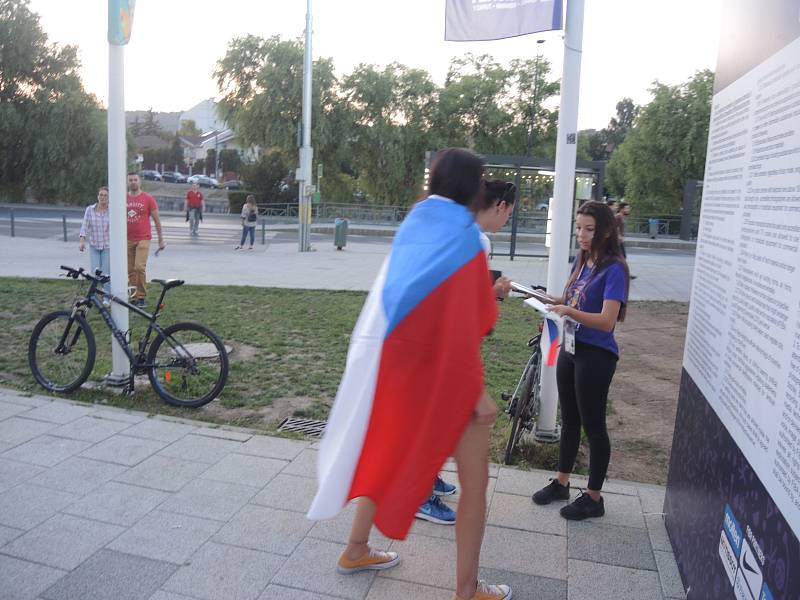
28, 0, 724, 131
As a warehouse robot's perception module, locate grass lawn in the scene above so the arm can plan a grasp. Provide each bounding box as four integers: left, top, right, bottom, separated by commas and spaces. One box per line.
0, 277, 546, 466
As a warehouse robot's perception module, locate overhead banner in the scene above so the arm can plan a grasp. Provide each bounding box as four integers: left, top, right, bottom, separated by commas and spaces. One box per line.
665, 0, 800, 598
445, 0, 563, 42
108, 0, 136, 46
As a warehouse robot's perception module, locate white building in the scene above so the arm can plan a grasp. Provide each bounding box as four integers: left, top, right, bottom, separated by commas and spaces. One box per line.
179, 99, 225, 134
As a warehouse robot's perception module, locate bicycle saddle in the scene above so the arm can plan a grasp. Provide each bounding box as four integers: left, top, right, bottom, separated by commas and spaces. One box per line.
152, 278, 185, 289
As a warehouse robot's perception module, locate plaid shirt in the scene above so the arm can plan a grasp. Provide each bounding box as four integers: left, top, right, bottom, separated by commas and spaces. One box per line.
79, 204, 110, 250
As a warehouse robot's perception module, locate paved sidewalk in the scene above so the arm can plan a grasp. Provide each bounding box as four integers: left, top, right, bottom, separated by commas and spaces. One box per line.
0, 234, 694, 302
0, 389, 686, 600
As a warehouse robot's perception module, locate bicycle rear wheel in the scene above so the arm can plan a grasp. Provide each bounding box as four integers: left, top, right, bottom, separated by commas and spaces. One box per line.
503, 350, 541, 465
147, 322, 228, 408
28, 311, 96, 393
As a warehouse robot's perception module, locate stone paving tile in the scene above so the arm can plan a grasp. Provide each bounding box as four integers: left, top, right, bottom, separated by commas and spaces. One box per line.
21, 402, 95, 424
567, 559, 663, 600
0, 400, 33, 420
192, 427, 252, 442
258, 585, 339, 600
654, 550, 687, 599
0, 483, 77, 529
480, 525, 567, 580
280, 448, 318, 478
307, 501, 393, 549
0, 392, 48, 407
108, 510, 222, 564
0, 441, 12, 454
1, 435, 92, 467
646, 514, 672, 553
385, 534, 455, 588
63, 481, 170, 526
251, 473, 317, 513
81, 435, 168, 466
200, 453, 287, 488
29, 457, 127, 495
0, 416, 56, 445
0, 554, 66, 600
240, 435, 307, 461
638, 485, 667, 516
159, 478, 258, 522
487, 492, 567, 536
3, 513, 125, 570
91, 407, 148, 424
49, 416, 133, 443
367, 578, 451, 599
0, 457, 46, 493
122, 419, 198, 443
406, 514, 457, 541
163, 541, 284, 600
149, 592, 198, 600
567, 521, 657, 571
271, 538, 375, 600
0, 523, 24, 546
158, 435, 243, 464
115, 454, 210, 492
41, 549, 177, 600
478, 567, 568, 600
213, 504, 313, 556
599, 492, 647, 529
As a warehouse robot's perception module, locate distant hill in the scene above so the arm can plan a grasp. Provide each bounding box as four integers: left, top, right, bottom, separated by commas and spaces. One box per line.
125, 110, 181, 134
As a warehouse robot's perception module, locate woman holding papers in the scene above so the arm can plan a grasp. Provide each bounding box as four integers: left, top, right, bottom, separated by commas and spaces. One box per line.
532, 201, 629, 521
307, 148, 512, 600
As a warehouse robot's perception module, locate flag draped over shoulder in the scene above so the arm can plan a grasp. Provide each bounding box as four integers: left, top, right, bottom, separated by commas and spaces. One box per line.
307, 197, 497, 539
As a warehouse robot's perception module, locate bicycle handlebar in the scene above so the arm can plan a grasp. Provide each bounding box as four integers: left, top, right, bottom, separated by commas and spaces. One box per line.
60, 265, 110, 284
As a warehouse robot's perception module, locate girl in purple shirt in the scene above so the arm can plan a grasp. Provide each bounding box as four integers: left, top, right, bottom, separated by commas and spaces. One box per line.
532, 201, 630, 521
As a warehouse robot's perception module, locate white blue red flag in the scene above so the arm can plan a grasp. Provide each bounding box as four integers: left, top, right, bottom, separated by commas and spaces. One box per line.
541, 315, 561, 366
307, 197, 497, 539
445, 0, 563, 42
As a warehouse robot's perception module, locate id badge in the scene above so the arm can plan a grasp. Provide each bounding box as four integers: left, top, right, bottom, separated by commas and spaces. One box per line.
564, 319, 576, 355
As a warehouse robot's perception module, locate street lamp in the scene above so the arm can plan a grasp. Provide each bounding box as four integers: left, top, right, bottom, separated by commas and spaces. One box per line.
526, 39, 546, 157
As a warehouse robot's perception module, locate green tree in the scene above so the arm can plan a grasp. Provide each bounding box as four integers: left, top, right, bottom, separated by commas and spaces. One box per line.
0, 0, 108, 203
178, 119, 201, 137
205, 149, 217, 176
609, 71, 712, 212
218, 148, 242, 174
240, 153, 292, 202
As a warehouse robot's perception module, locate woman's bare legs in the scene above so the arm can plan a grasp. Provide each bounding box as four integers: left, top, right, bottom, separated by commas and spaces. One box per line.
343, 497, 377, 560
453, 418, 493, 599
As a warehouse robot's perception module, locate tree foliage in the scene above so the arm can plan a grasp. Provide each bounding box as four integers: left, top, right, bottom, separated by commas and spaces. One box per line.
607, 71, 712, 212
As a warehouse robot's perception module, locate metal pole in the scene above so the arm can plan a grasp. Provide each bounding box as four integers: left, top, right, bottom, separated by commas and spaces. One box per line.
509, 167, 522, 260
62, 215, 68, 242
107, 41, 130, 384
261, 219, 266, 245
680, 179, 697, 241
537, 0, 586, 443
297, 0, 314, 252
10, 208, 14, 237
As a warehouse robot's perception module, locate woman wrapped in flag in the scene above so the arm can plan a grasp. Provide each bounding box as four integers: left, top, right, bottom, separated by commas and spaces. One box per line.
307, 148, 513, 600
531, 201, 630, 521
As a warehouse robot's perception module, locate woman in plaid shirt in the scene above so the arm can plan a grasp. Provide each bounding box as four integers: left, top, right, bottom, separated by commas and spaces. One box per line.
79, 187, 111, 285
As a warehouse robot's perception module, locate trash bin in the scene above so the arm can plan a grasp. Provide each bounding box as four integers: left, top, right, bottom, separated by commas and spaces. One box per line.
648, 218, 659, 239
334, 218, 349, 250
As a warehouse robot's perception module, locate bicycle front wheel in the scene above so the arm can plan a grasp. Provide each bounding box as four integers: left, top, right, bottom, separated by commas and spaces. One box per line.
503, 351, 540, 465
147, 322, 229, 408
28, 311, 96, 393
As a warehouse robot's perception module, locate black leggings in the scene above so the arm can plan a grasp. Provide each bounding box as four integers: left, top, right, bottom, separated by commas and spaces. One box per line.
556, 342, 618, 491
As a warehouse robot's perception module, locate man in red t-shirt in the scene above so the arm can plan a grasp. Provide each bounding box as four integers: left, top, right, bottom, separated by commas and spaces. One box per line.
127, 173, 165, 306
183, 183, 205, 237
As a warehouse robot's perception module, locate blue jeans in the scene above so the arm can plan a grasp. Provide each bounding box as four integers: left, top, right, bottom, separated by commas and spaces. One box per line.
240, 225, 255, 247
89, 246, 110, 290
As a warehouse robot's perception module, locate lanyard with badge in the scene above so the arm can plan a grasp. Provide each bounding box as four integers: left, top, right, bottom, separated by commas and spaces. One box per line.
563, 263, 594, 355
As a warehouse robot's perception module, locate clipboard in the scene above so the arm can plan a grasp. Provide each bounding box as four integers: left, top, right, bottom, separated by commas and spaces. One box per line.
510, 281, 551, 304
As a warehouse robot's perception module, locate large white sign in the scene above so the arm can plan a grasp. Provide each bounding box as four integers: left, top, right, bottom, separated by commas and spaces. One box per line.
683, 36, 800, 536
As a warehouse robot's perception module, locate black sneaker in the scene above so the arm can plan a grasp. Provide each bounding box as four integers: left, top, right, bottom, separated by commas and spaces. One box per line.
560, 491, 605, 520
532, 478, 571, 505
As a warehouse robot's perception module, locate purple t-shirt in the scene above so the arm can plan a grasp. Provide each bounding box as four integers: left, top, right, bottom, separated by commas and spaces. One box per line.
564, 259, 627, 356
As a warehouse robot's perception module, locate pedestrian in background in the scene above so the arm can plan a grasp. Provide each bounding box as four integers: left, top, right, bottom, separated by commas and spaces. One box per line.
235, 195, 258, 250
79, 186, 110, 286
127, 173, 165, 307
184, 183, 204, 237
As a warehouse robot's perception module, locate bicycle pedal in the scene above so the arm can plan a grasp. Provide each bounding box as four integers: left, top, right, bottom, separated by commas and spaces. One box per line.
501, 392, 511, 402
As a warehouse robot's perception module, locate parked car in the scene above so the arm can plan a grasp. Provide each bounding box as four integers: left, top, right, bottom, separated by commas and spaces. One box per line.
139, 170, 162, 182
161, 171, 187, 183
222, 179, 243, 190
191, 175, 220, 189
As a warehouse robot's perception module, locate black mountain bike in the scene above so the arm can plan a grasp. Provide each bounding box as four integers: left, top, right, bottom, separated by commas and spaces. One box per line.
28, 266, 229, 408
501, 324, 543, 465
